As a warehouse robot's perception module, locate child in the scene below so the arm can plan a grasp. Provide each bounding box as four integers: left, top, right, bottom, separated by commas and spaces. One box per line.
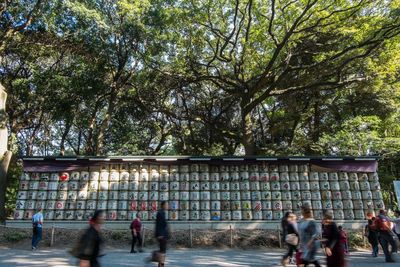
338, 226, 349, 254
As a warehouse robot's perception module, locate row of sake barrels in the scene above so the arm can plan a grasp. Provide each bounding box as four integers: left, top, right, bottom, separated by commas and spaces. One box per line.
14, 208, 378, 221
19, 169, 380, 183
18, 180, 382, 195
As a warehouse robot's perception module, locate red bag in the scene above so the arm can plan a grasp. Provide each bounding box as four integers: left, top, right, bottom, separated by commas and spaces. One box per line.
295, 251, 303, 265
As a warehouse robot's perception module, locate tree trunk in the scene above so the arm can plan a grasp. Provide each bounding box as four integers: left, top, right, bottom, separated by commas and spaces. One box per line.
0, 150, 12, 221
241, 96, 256, 155
96, 88, 117, 155
59, 120, 72, 156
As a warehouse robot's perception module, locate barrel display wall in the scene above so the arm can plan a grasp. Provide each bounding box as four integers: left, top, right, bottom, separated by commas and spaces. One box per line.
14, 161, 384, 221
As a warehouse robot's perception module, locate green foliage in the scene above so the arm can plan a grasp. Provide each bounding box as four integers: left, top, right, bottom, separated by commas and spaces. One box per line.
3, 231, 29, 242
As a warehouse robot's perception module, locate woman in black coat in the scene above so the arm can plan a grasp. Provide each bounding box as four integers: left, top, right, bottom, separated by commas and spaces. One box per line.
155, 201, 169, 267
281, 213, 298, 266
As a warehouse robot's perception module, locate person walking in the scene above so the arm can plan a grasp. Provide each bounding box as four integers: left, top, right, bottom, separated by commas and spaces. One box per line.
376, 209, 397, 262
281, 212, 290, 244
31, 208, 43, 250
155, 201, 169, 267
76, 210, 105, 267
298, 206, 321, 267
281, 213, 298, 267
390, 210, 400, 241
130, 212, 143, 253
322, 213, 347, 267
338, 226, 349, 254
365, 212, 379, 257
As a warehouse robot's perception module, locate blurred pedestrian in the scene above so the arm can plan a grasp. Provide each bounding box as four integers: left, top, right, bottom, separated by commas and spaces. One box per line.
154, 201, 169, 267
31, 208, 43, 250
281, 212, 298, 267
281, 211, 290, 244
322, 213, 347, 267
376, 209, 397, 262
365, 212, 379, 257
298, 206, 321, 267
390, 210, 400, 241
130, 212, 143, 253
338, 226, 349, 254
76, 210, 105, 267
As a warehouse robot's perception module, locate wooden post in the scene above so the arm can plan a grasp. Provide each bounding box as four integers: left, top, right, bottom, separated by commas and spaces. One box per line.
50, 224, 55, 247
278, 225, 282, 248
230, 225, 233, 248
189, 224, 193, 248
142, 226, 146, 247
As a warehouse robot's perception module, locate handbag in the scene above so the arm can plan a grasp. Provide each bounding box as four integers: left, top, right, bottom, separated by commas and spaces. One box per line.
285, 233, 299, 246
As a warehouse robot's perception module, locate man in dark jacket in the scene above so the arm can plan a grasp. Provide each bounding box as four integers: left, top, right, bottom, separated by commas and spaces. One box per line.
155, 201, 169, 267
376, 209, 397, 262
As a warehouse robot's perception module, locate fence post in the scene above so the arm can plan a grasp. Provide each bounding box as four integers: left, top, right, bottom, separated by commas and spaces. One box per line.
230, 225, 233, 248
142, 226, 146, 248
189, 224, 193, 248
50, 224, 55, 247
278, 225, 282, 248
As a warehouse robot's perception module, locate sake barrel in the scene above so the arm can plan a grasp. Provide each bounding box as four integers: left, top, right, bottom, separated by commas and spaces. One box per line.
341, 191, 352, 200
282, 201, 292, 210
370, 181, 381, 190
88, 181, 98, 191
251, 191, 261, 201
339, 172, 348, 180
354, 210, 365, 220
322, 200, 333, 210
108, 171, 119, 182
200, 201, 210, 210
260, 172, 269, 181
312, 200, 322, 210
99, 181, 109, 191
180, 210, 189, 220
238, 181, 249, 191
249, 164, 258, 172
63, 210, 74, 220
249, 181, 260, 191
269, 165, 278, 172
221, 191, 230, 200
241, 200, 250, 210
190, 201, 200, 211
299, 172, 309, 181
178, 181, 189, 191
339, 181, 350, 190
150, 170, 159, 182
108, 191, 118, 200
289, 172, 299, 181
120, 171, 129, 181
343, 200, 353, 209
130, 201, 138, 210
190, 211, 200, 220
79, 171, 89, 181
57, 191, 68, 200
23, 210, 34, 219
38, 181, 48, 191
332, 191, 342, 200
241, 191, 251, 200
363, 200, 374, 210
27, 191, 37, 200
282, 191, 292, 201
107, 210, 117, 221
128, 191, 138, 200
261, 191, 272, 200
200, 191, 210, 201
54, 211, 65, 220
59, 172, 69, 182
200, 182, 210, 191
128, 211, 138, 220
199, 164, 209, 172
272, 200, 282, 210
302, 200, 312, 209
262, 210, 273, 220
300, 181, 310, 191
290, 182, 300, 191
242, 210, 252, 220
170, 200, 179, 210
190, 191, 200, 200
170, 191, 180, 200
107, 200, 118, 210
211, 211, 221, 221
299, 164, 309, 172
140, 170, 149, 182
301, 191, 311, 200
87, 172, 99, 182
142, 211, 150, 220
83, 211, 94, 220
230, 165, 239, 172
292, 201, 302, 210
333, 200, 343, 209
170, 181, 180, 191
330, 181, 340, 191
344, 210, 354, 220
148, 181, 158, 191
250, 172, 259, 181
359, 173, 369, 182
67, 191, 77, 201
228, 181, 238, 191
46, 200, 56, 210
76, 200, 86, 210
220, 172, 229, 181
374, 199, 385, 210
320, 181, 330, 190
119, 181, 129, 191
349, 173, 358, 181
288, 164, 298, 172
321, 191, 331, 200
28, 181, 39, 190
329, 173, 339, 181
150, 201, 158, 211
139, 201, 148, 211
78, 182, 88, 191
48, 181, 58, 191
190, 172, 200, 182
138, 192, 149, 200
230, 172, 239, 181
319, 172, 329, 181
232, 210, 242, 220
352, 191, 362, 200
291, 191, 301, 200
314, 210, 324, 220
210, 172, 219, 181
15, 200, 26, 210
118, 201, 128, 210
170, 172, 179, 182
273, 211, 284, 220
211, 182, 220, 191
54, 200, 65, 210
169, 210, 179, 221
372, 190, 383, 200
262, 201, 272, 210
20, 173, 30, 181
311, 191, 321, 200
280, 172, 290, 182
368, 172, 379, 182
353, 200, 364, 209
117, 211, 127, 221
65, 200, 76, 209
260, 182, 270, 191
280, 181, 290, 191
360, 181, 370, 191
48, 191, 58, 200
211, 200, 221, 210
180, 173, 190, 182
270, 172, 280, 181
271, 181, 280, 191
130, 171, 139, 182
211, 191, 221, 200
309, 172, 319, 181
221, 211, 232, 220
190, 181, 200, 191
310, 181, 320, 191
159, 192, 169, 201
230, 201, 240, 210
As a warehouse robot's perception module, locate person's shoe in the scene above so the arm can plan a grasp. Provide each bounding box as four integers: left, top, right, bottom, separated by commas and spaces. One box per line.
386, 258, 395, 263
131, 250, 137, 253
138, 249, 144, 253
280, 258, 288, 267
32, 246, 36, 250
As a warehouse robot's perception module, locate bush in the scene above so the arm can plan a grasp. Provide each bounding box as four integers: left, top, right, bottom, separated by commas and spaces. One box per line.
4, 231, 29, 242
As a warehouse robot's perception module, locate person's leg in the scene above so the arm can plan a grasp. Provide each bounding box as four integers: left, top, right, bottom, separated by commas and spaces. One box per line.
131, 233, 135, 252
36, 228, 42, 248
379, 234, 392, 261
31, 229, 36, 249
137, 233, 143, 252
388, 234, 398, 253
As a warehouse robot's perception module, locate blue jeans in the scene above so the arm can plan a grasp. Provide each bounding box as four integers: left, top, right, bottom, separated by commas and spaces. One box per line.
32, 227, 42, 248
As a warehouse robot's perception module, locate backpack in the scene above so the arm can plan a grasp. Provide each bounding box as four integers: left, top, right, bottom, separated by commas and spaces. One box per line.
377, 215, 393, 232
